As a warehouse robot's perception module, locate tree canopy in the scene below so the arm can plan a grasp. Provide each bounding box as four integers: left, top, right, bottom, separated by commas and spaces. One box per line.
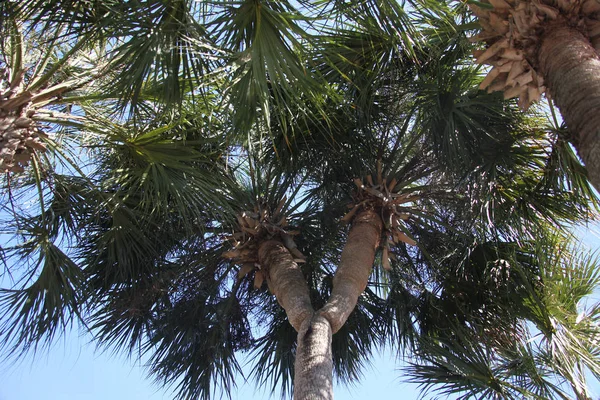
1, 1, 600, 399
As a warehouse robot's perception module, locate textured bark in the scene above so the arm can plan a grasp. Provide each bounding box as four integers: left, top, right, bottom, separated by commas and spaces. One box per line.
320, 209, 383, 333
258, 240, 313, 332
259, 210, 384, 398
293, 313, 333, 400
538, 21, 600, 192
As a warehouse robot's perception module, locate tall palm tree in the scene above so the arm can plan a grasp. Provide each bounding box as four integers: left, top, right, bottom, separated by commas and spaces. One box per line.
1, 1, 599, 400
467, 0, 600, 191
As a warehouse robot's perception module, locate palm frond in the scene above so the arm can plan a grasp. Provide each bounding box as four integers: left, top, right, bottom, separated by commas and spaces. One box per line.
249, 303, 298, 398
0, 229, 83, 358
104, 0, 219, 108
144, 284, 248, 400
406, 330, 571, 400
211, 0, 326, 133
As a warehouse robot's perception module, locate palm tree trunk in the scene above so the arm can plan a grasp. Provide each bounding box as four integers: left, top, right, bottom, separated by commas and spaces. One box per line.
258, 240, 334, 399
320, 209, 383, 333
293, 314, 334, 400
258, 240, 313, 331
538, 19, 600, 192
258, 209, 383, 399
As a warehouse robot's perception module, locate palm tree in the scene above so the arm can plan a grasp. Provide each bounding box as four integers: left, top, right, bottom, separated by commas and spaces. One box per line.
467, 0, 600, 191
1, 1, 599, 399
0, 10, 105, 173
405, 232, 600, 400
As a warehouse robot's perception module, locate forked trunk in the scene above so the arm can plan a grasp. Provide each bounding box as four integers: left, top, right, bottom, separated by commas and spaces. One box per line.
292, 209, 382, 399
257, 209, 383, 399
538, 20, 600, 192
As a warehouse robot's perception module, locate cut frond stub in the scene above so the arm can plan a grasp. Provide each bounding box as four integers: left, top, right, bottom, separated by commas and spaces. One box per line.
470, 0, 600, 110
224, 203, 305, 287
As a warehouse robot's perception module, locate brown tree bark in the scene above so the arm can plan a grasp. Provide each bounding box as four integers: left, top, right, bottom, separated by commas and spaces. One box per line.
538, 20, 600, 193
293, 314, 334, 400
258, 240, 333, 400
320, 209, 383, 333
258, 240, 313, 332
257, 209, 383, 399
258, 241, 334, 399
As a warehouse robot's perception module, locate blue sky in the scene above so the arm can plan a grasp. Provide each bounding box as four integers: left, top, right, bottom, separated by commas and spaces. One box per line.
2, 224, 600, 400
1, 329, 429, 400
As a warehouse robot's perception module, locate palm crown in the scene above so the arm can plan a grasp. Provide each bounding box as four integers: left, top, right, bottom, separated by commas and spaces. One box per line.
1, 1, 600, 399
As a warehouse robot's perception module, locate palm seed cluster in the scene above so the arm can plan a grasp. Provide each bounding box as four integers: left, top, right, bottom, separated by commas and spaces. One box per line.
470, 0, 600, 109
